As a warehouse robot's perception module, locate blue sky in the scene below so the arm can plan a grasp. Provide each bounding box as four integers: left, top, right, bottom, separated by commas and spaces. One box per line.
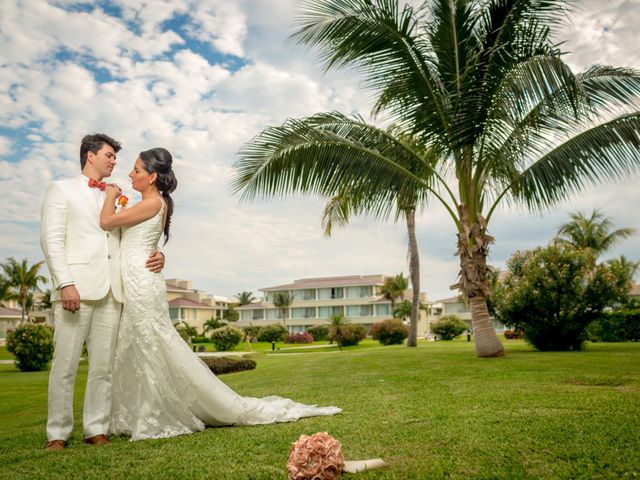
1, 0, 639, 301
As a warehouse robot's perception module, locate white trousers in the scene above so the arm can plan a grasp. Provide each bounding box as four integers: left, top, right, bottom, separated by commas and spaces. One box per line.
46, 291, 122, 441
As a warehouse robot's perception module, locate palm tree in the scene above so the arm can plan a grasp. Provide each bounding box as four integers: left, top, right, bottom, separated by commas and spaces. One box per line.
608, 255, 640, 283
233, 0, 640, 357
235, 291, 256, 306
393, 299, 413, 323
1, 257, 47, 322
379, 273, 409, 308
0, 274, 16, 307
555, 210, 636, 257
329, 312, 349, 351
272, 291, 294, 329
203, 317, 227, 334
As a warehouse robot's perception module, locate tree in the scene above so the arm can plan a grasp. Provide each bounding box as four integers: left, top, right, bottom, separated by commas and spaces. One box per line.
272, 291, 294, 329
379, 273, 409, 308
1, 257, 47, 322
204, 317, 227, 334
0, 274, 16, 307
555, 210, 636, 257
235, 291, 256, 306
224, 304, 240, 322
329, 313, 348, 351
393, 299, 412, 323
493, 245, 631, 351
234, 0, 640, 357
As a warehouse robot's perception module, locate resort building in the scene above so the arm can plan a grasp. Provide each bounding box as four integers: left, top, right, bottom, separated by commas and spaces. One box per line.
166, 278, 231, 333
236, 274, 428, 334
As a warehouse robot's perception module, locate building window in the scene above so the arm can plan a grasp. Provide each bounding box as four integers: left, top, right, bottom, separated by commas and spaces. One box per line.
252, 309, 264, 320
331, 287, 344, 299
169, 307, 179, 320
360, 305, 373, 316
376, 304, 390, 316
360, 286, 373, 297
319, 306, 344, 318
302, 289, 316, 300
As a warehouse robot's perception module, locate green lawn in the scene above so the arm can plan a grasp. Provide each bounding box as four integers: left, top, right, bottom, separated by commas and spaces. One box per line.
0, 346, 13, 360
1, 341, 639, 479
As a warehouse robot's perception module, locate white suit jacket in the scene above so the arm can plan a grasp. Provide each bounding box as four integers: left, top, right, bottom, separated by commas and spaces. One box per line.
40, 175, 123, 303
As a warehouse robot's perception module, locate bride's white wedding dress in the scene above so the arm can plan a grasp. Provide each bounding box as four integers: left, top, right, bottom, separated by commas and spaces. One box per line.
109, 200, 341, 441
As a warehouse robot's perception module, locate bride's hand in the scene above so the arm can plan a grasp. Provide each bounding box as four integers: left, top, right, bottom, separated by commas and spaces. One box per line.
105, 184, 122, 197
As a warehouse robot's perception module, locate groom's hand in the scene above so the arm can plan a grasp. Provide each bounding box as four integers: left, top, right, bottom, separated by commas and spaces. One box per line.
61, 285, 81, 312
146, 250, 165, 273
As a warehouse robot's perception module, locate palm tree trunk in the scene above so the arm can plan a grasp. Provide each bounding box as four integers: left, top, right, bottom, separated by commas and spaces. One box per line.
405, 208, 420, 347
455, 205, 504, 357
21, 296, 26, 323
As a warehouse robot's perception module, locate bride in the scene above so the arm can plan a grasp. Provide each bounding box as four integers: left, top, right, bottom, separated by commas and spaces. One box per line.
100, 147, 340, 441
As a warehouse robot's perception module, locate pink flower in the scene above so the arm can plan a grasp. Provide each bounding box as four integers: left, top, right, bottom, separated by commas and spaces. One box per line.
288, 432, 345, 480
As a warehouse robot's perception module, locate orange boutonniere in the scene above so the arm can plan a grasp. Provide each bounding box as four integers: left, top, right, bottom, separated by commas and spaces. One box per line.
118, 195, 129, 208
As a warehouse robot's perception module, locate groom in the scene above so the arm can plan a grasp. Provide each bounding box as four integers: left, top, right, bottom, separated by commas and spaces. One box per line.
40, 133, 165, 451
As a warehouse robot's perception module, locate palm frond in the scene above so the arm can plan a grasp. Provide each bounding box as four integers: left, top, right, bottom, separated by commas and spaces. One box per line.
497, 113, 640, 213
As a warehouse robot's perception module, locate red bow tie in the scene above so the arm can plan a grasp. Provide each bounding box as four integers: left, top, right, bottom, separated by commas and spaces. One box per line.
88, 178, 106, 191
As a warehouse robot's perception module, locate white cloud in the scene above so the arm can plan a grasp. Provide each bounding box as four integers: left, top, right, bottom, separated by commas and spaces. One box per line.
0, 0, 638, 302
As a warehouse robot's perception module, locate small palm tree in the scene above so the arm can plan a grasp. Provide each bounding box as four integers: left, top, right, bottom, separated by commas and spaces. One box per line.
0, 274, 16, 307
272, 291, 294, 329
555, 210, 636, 257
203, 317, 227, 334
329, 313, 349, 351
235, 291, 256, 306
393, 299, 412, 323
1, 257, 47, 322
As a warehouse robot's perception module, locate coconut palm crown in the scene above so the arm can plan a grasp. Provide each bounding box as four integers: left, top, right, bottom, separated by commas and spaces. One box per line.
233, 0, 640, 357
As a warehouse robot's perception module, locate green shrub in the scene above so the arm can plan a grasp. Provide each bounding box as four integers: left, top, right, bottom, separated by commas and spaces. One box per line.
256, 323, 288, 343
430, 315, 467, 340
210, 326, 243, 351
200, 356, 257, 375
333, 323, 367, 347
370, 318, 408, 345
587, 309, 640, 342
493, 245, 630, 351
307, 324, 330, 341
191, 335, 210, 344
285, 332, 314, 344
6, 323, 54, 372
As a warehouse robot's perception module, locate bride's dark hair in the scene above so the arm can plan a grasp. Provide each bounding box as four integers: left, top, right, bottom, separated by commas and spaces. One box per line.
139, 147, 178, 244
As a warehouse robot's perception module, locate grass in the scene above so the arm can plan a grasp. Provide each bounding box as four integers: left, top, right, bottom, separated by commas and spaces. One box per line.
194, 339, 385, 354
0, 346, 13, 360
1, 340, 639, 479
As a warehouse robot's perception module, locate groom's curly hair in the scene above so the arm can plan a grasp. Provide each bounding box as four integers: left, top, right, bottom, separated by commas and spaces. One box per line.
80, 133, 122, 169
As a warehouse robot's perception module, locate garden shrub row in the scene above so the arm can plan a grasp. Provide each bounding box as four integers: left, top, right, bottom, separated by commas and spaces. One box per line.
200, 356, 257, 375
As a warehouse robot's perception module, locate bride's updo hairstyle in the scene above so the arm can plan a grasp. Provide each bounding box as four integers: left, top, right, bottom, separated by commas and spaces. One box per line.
139, 147, 178, 244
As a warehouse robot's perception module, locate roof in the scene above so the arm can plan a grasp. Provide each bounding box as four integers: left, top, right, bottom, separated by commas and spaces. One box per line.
262, 274, 387, 291
165, 281, 193, 293
0, 307, 21, 317
630, 284, 640, 296
168, 298, 217, 309
431, 295, 462, 304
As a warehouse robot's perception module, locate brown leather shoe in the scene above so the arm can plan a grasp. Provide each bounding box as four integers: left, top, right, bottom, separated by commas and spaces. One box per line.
46, 440, 65, 451
85, 434, 110, 446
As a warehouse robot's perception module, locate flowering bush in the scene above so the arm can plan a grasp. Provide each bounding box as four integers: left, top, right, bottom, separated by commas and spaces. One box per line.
286, 332, 314, 344
307, 325, 330, 341
430, 315, 467, 340
210, 326, 243, 351
257, 323, 288, 343
6, 323, 54, 372
370, 319, 408, 345
493, 244, 630, 351
288, 432, 344, 480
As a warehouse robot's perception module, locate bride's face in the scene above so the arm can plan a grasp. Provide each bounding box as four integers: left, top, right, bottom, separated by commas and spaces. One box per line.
129, 157, 154, 192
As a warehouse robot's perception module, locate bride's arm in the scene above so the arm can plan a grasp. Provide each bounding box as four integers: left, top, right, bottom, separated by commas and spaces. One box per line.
100, 186, 162, 229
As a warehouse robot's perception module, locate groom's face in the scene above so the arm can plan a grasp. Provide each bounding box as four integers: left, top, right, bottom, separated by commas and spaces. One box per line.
88, 144, 117, 180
